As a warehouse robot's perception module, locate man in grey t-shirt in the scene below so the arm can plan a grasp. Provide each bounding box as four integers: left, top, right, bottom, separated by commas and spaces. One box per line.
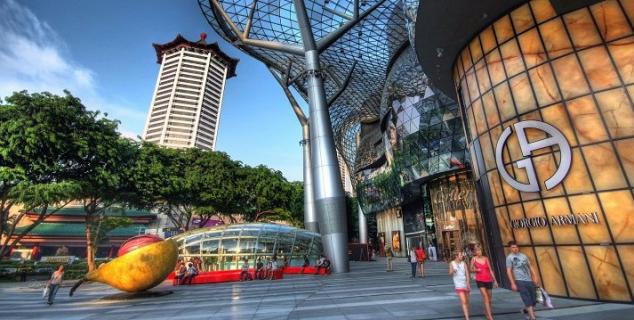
506, 241, 541, 320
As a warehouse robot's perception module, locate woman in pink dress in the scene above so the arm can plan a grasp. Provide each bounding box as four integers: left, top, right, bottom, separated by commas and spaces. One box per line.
470, 246, 498, 320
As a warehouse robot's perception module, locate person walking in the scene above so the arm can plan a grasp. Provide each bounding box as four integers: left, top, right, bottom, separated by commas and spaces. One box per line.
449, 251, 471, 320
46, 265, 64, 305
415, 245, 426, 277
385, 246, 394, 272
409, 247, 418, 279
506, 241, 540, 320
471, 246, 497, 320
428, 244, 437, 261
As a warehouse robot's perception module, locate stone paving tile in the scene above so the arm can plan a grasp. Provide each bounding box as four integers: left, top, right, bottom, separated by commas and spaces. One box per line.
1, 259, 633, 319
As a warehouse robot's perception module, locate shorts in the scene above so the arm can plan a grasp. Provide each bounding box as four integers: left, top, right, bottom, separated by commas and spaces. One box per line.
476, 281, 493, 289
516, 280, 537, 307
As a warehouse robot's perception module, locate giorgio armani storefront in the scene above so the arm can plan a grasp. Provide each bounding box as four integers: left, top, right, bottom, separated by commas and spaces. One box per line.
418, 0, 634, 302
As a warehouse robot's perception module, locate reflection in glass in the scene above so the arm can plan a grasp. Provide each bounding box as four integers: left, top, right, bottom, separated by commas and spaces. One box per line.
172, 223, 321, 271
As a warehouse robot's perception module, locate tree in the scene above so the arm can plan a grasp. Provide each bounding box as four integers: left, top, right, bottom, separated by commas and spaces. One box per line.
287, 181, 304, 227
73, 133, 138, 272
88, 212, 132, 259
130, 145, 241, 231
235, 165, 294, 223
187, 149, 240, 227
346, 195, 359, 242
0, 91, 91, 257
129, 143, 189, 230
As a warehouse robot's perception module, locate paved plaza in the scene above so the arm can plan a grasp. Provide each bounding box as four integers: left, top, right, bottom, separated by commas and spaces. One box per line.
0, 259, 632, 320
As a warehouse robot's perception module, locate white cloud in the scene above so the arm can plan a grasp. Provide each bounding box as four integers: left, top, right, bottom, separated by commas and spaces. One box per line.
0, 0, 145, 135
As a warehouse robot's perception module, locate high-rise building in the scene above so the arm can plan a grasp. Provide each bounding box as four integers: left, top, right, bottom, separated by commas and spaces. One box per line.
142, 34, 238, 150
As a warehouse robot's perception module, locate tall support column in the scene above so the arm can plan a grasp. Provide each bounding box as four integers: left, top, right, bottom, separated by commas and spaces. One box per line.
305, 50, 349, 273
269, 67, 319, 233
294, 0, 349, 273
358, 203, 367, 244
300, 126, 318, 233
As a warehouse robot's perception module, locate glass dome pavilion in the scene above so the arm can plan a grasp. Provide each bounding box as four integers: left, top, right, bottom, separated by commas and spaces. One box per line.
170, 223, 322, 271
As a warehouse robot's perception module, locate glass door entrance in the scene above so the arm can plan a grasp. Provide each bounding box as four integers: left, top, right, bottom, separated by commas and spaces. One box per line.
441, 230, 460, 261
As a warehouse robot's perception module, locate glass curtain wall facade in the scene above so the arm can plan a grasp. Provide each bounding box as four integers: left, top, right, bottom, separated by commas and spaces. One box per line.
356, 46, 485, 258
454, 0, 634, 302
172, 223, 322, 271
383, 47, 468, 184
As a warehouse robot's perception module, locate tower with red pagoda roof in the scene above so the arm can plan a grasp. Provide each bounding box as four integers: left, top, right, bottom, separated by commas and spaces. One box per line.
142, 33, 238, 150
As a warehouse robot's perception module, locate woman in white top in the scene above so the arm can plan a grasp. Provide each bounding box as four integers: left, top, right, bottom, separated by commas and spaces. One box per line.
409, 248, 418, 279
449, 251, 471, 320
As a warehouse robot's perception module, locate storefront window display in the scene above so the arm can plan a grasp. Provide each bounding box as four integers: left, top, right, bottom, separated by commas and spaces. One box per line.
453, 0, 634, 302
428, 172, 488, 261
375, 207, 406, 257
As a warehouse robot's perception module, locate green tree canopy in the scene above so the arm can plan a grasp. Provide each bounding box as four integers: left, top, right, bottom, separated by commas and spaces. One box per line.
236, 165, 294, 223
0, 91, 105, 257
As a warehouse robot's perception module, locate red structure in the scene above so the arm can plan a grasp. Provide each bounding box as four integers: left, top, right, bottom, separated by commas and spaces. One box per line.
167, 266, 329, 285
117, 234, 163, 256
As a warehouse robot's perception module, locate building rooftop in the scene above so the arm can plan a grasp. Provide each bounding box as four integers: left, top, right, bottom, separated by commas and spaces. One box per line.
152, 34, 239, 78
14, 223, 146, 237
26, 206, 155, 218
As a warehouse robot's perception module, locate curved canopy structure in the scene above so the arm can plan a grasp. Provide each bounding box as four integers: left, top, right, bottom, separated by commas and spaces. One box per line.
172, 223, 322, 271
198, 0, 414, 173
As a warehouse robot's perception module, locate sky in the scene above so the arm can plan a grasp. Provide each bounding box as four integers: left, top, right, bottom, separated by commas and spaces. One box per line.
0, 0, 306, 181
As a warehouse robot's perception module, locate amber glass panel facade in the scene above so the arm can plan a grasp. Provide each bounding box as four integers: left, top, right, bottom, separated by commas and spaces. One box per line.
454, 0, 634, 302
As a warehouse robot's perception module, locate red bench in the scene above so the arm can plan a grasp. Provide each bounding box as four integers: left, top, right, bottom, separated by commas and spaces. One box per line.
167, 266, 328, 285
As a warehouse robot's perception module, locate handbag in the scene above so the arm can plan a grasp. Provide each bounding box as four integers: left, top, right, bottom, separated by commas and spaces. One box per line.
42, 285, 49, 299
535, 287, 544, 304
541, 287, 554, 309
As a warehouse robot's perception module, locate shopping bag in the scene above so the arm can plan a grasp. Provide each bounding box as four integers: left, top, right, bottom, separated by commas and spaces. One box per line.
541, 288, 554, 309
535, 287, 544, 304
42, 285, 49, 299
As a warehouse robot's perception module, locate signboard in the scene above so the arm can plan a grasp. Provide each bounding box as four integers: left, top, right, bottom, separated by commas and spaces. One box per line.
392, 231, 401, 252
41, 256, 77, 264
510, 212, 600, 229
495, 120, 571, 192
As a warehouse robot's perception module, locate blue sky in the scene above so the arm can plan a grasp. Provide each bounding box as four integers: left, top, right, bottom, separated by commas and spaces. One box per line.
0, 0, 306, 181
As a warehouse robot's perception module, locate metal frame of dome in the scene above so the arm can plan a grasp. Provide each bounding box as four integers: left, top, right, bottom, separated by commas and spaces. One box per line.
198, 0, 412, 273
171, 223, 322, 271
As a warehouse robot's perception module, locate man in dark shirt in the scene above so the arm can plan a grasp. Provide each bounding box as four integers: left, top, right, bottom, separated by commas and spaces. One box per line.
255, 257, 265, 280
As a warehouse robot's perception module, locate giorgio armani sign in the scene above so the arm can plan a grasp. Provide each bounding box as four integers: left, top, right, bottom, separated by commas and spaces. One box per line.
510, 212, 600, 229
495, 120, 572, 193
